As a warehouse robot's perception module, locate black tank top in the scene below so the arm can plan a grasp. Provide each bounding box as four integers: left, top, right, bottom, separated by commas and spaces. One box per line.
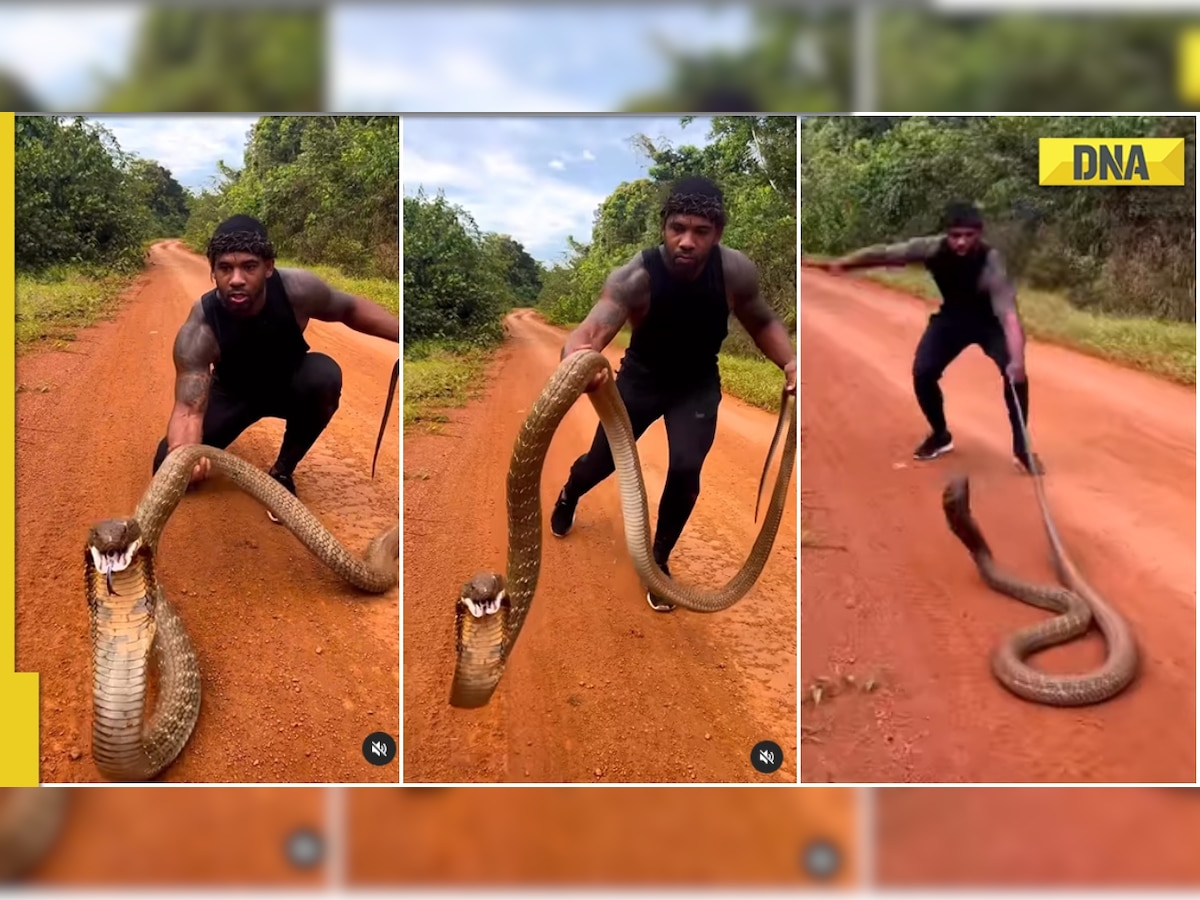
201, 270, 310, 397
625, 246, 729, 383
924, 239, 996, 321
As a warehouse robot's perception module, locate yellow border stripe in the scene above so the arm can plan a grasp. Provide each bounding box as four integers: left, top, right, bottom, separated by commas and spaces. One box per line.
0, 112, 39, 787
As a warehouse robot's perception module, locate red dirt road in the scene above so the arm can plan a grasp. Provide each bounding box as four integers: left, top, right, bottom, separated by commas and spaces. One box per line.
800, 270, 1195, 783
347, 787, 856, 886
402, 310, 797, 783
876, 787, 1200, 887
16, 240, 399, 784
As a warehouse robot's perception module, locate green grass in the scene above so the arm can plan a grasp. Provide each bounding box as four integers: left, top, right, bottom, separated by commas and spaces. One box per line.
276, 257, 398, 316
15, 267, 142, 349
842, 266, 1196, 387
403, 339, 494, 430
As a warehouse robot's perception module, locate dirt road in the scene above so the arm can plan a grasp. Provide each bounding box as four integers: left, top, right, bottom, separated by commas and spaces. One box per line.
800, 270, 1195, 783
402, 310, 797, 783
348, 787, 856, 886
876, 787, 1200, 887
16, 240, 399, 784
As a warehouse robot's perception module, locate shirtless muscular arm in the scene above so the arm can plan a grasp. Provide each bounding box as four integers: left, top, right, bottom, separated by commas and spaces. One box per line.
726, 248, 796, 393
279, 268, 400, 343
167, 302, 220, 483
560, 252, 651, 391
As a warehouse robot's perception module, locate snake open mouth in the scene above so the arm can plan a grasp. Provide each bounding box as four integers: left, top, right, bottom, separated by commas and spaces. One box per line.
88, 539, 142, 595
459, 588, 508, 618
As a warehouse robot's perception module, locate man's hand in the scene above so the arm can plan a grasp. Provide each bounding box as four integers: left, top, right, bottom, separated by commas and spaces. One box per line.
189, 456, 211, 485
564, 343, 609, 392
1005, 357, 1026, 384
782, 359, 797, 394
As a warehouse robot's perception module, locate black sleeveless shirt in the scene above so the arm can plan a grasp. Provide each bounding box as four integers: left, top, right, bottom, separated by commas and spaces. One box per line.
924, 238, 996, 322
624, 245, 729, 383
201, 270, 310, 397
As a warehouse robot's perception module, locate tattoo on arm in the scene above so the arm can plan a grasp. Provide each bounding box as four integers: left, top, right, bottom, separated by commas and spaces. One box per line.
981, 248, 1019, 319
840, 235, 940, 269
571, 253, 649, 353
171, 308, 217, 412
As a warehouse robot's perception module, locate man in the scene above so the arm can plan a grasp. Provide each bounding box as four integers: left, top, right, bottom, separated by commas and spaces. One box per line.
550, 176, 797, 612
153, 215, 400, 522
807, 202, 1042, 475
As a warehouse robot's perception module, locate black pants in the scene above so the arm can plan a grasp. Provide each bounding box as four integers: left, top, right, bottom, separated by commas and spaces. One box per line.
562, 360, 722, 567
152, 351, 343, 475
911, 313, 1030, 456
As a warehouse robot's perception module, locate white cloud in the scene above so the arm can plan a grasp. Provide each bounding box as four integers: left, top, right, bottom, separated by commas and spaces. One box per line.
330, 44, 594, 112
549, 159, 565, 171
0, 5, 141, 106
88, 116, 257, 190
404, 144, 605, 260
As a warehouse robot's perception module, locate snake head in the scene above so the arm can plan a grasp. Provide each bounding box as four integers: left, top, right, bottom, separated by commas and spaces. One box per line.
85, 518, 143, 596
458, 572, 508, 619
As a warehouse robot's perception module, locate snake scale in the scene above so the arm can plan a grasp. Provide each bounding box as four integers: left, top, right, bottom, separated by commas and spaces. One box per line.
85, 444, 400, 782
449, 348, 797, 709
941, 450, 1138, 706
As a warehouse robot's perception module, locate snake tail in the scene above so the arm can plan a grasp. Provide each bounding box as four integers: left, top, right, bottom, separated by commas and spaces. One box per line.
942, 471, 1138, 707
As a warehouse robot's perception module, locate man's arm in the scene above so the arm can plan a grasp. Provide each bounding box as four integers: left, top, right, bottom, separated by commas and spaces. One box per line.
166, 303, 219, 480
726, 249, 797, 392
280, 268, 400, 343
815, 235, 942, 272
560, 251, 651, 361
980, 247, 1027, 379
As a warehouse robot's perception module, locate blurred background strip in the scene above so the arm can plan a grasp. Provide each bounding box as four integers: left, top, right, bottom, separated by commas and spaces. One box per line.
0, 3, 1198, 112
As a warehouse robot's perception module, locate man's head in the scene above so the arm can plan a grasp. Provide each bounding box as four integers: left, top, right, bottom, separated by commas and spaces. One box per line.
206, 215, 276, 317
660, 176, 726, 278
941, 202, 984, 256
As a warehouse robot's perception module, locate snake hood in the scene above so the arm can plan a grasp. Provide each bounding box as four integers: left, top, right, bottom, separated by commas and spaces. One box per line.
86, 518, 145, 596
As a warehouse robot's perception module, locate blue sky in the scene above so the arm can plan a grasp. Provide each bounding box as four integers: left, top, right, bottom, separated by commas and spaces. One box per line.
87, 116, 258, 192
404, 116, 717, 265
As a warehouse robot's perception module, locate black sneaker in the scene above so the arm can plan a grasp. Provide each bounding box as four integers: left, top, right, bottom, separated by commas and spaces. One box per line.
646, 560, 676, 613
913, 431, 954, 461
266, 470, 297, 524
550, 488, 577, 538
1013, 450, 1045, 476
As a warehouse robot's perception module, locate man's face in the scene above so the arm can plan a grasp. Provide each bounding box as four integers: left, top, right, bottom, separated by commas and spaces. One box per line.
212, 251, 273, 316
945, 226, 982, 256
663, 213, 721, 278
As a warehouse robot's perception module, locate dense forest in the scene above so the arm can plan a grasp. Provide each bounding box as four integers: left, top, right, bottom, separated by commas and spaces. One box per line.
801, 115, 1196, 323
183, 115, 400, 282
404, 115, 797, 366
14, 116, 190, 276
14, 115, 398, 347
403, 190, 543, 349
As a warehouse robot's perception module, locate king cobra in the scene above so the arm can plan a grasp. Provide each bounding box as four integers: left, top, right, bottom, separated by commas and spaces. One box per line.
941, 383, 1138, 706
450, 348, 797, 709
85, 444, 400, 782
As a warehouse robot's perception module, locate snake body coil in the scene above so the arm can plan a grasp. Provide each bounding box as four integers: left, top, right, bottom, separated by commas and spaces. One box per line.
942, 473, 1138, 706
85, 444, 399, 781
450, 348, 797, 709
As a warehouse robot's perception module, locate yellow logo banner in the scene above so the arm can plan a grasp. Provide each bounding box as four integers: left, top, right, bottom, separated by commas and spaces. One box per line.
0, 112, 40, 787
1039, 137, 1186, 187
